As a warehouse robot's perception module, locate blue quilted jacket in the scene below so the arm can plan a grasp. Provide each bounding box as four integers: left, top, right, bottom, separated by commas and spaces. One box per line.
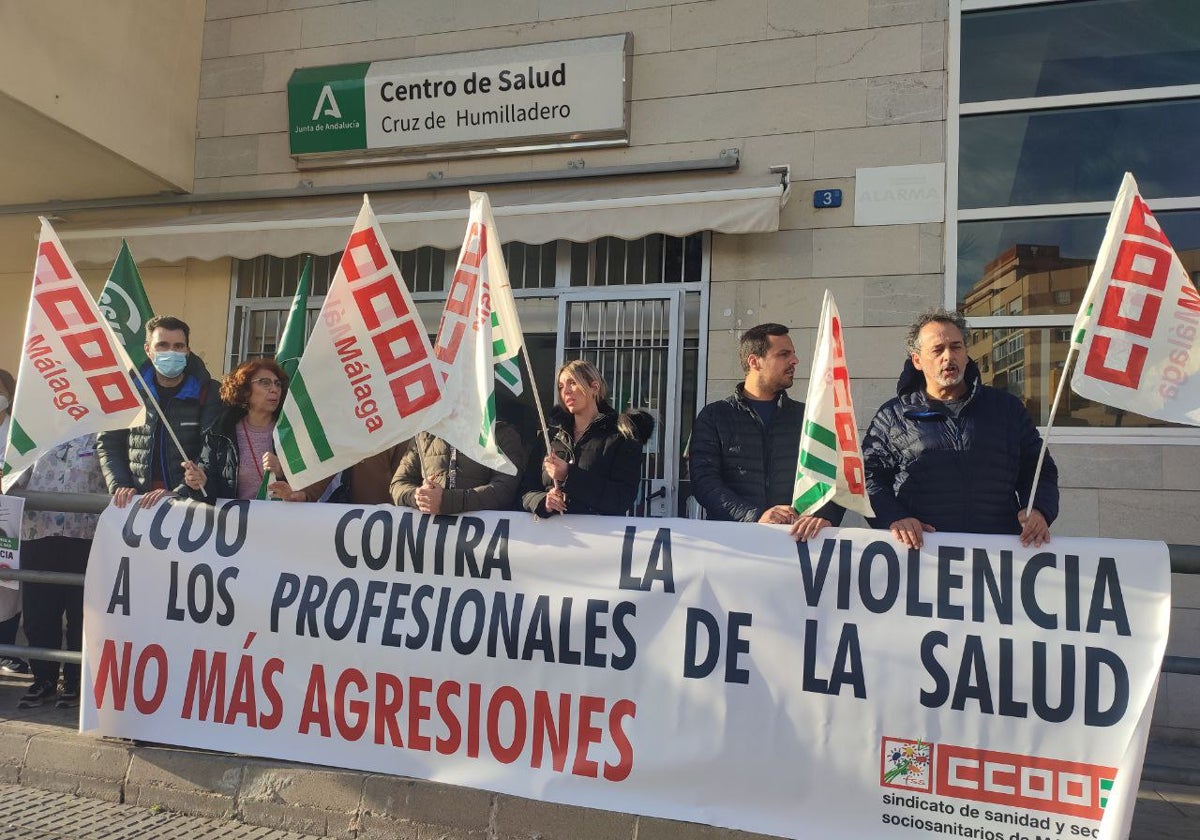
862, 358, 1058, 535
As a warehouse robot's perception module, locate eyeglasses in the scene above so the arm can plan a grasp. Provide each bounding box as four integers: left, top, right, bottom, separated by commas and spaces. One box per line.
251, 377, 284, 390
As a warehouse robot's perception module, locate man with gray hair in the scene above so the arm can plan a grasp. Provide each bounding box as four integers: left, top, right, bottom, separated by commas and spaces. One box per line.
861, 308, 1058, 549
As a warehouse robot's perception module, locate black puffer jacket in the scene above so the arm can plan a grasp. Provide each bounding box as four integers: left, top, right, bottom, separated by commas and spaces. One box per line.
97, 355, 221, 493
183, 405, 265, 502
521, 404, 655, 517
861, 358, 1059, 535
688, 385, 845, 524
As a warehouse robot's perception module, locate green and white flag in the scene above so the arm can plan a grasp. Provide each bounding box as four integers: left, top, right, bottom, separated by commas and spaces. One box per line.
276, 256, 312, 382
793, 291, 874, 518
273, 196, 447, 487
258, 257, 314, 500
474, 191, 527, 395
97, 240, 155, 370
2, 221, 147, 492
425, 192, 527, 474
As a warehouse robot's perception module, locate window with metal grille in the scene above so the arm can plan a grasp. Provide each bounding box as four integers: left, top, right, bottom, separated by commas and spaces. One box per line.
226, 247, 448, 370
502, 241, 557, 289
571, 234, 703, 286
227, 235, 705, 370
224, 233, 709, 519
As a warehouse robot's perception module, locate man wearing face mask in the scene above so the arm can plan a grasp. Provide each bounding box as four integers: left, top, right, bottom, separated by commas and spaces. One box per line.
862, 309, 1058, 551
97, 316, 221, 508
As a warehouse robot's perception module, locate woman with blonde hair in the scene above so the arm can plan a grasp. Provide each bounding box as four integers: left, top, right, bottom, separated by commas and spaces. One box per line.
521, 359, 654, 517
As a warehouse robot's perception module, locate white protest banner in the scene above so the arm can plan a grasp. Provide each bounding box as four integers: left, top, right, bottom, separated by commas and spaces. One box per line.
274, 196, 446, 486
0, 495, 24, 589
426, 192, 527, 474
794, 290, 874, 517
1, 220, 146, 492
82, 504, 1168, 840
1070, 172, 1200, 424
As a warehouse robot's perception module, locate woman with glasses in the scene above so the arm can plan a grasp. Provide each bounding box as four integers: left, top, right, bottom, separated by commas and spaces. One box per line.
182, 360, 288, 502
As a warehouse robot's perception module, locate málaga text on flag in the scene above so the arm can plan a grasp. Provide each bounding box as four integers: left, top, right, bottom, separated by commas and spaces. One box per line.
793, 290, 874, 517
1070, 172, 1200, 425
1, 220, 146, 492
273, 196, 447, 486
424, 191, 527, 474
97, 241, 155, 370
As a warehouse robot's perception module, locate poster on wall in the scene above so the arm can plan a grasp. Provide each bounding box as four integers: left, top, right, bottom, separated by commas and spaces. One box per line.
82, 502, 1170, 840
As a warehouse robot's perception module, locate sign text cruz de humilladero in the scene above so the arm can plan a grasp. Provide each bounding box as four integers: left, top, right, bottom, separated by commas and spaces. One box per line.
287, 35, 630, 159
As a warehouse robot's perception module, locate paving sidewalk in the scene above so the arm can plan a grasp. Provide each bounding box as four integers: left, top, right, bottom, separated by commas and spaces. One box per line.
0, 670, 1196, 839
0, 781, 326, 840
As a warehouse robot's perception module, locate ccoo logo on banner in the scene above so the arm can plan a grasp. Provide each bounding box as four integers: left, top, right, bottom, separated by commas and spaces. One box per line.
881, 737, 1116, 823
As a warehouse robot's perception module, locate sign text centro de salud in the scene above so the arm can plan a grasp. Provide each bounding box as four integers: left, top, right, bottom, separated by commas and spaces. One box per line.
287, 35, 631, 159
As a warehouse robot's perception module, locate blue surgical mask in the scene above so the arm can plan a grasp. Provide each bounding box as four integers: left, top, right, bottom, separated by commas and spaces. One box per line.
0, 395, 8, 414
152, 351, 188, 379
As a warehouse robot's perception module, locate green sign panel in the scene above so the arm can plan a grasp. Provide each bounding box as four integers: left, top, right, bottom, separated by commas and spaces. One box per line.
287, 63, 370, 155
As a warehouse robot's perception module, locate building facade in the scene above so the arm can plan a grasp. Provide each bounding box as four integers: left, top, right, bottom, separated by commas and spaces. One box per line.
0, 0, 1197, 741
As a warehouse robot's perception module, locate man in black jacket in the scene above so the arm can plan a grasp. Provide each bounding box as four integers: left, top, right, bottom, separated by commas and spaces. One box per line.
97, 316, 222, 508
688, 323, 843, 540
862, 309, 1058, 550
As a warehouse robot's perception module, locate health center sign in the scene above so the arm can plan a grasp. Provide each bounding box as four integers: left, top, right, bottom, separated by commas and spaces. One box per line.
287, 35, 630, 159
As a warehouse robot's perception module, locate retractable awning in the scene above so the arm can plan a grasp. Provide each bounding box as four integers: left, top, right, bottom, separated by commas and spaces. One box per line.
55, 172, 788, 264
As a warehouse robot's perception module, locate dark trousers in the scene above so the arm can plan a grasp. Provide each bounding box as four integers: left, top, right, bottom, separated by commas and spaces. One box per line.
21, 536, 89, 689
0, 611, 18, 646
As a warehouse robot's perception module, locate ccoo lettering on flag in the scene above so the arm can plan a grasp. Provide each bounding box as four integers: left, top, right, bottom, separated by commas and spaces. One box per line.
424, 191, 528, 474
1070, 172, 1200, 426
272, 196, 447, 486
2, 220, 147, 491
793, 290, 874, 518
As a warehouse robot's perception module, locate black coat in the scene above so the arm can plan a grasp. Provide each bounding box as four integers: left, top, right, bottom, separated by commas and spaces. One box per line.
861, 358, 1059, 535
688, 385, 845, 524
97, 355, 221, 494
521, 405, 655, 517
184, 405, 265, 503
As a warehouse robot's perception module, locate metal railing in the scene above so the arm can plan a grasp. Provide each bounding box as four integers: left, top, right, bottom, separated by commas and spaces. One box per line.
2, 489, 1198, 785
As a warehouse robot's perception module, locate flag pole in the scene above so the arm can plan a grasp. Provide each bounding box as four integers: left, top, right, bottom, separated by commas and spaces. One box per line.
129, 364, 204, 494
519, 342, 553, 453
1023, 175, 1134, 517
1024, 340, 1080, 518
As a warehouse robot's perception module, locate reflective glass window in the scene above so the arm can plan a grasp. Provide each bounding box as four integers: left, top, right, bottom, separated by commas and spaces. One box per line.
961, 0, 1200, 102
966, 326, 1174, 427
956, 209, 1200, 312
959, 99, 1200, 208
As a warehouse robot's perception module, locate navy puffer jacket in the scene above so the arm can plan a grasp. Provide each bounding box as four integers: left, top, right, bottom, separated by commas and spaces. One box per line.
97, 355, 221, 494
687, 385, 845, 524
862, 358, 1058, 536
